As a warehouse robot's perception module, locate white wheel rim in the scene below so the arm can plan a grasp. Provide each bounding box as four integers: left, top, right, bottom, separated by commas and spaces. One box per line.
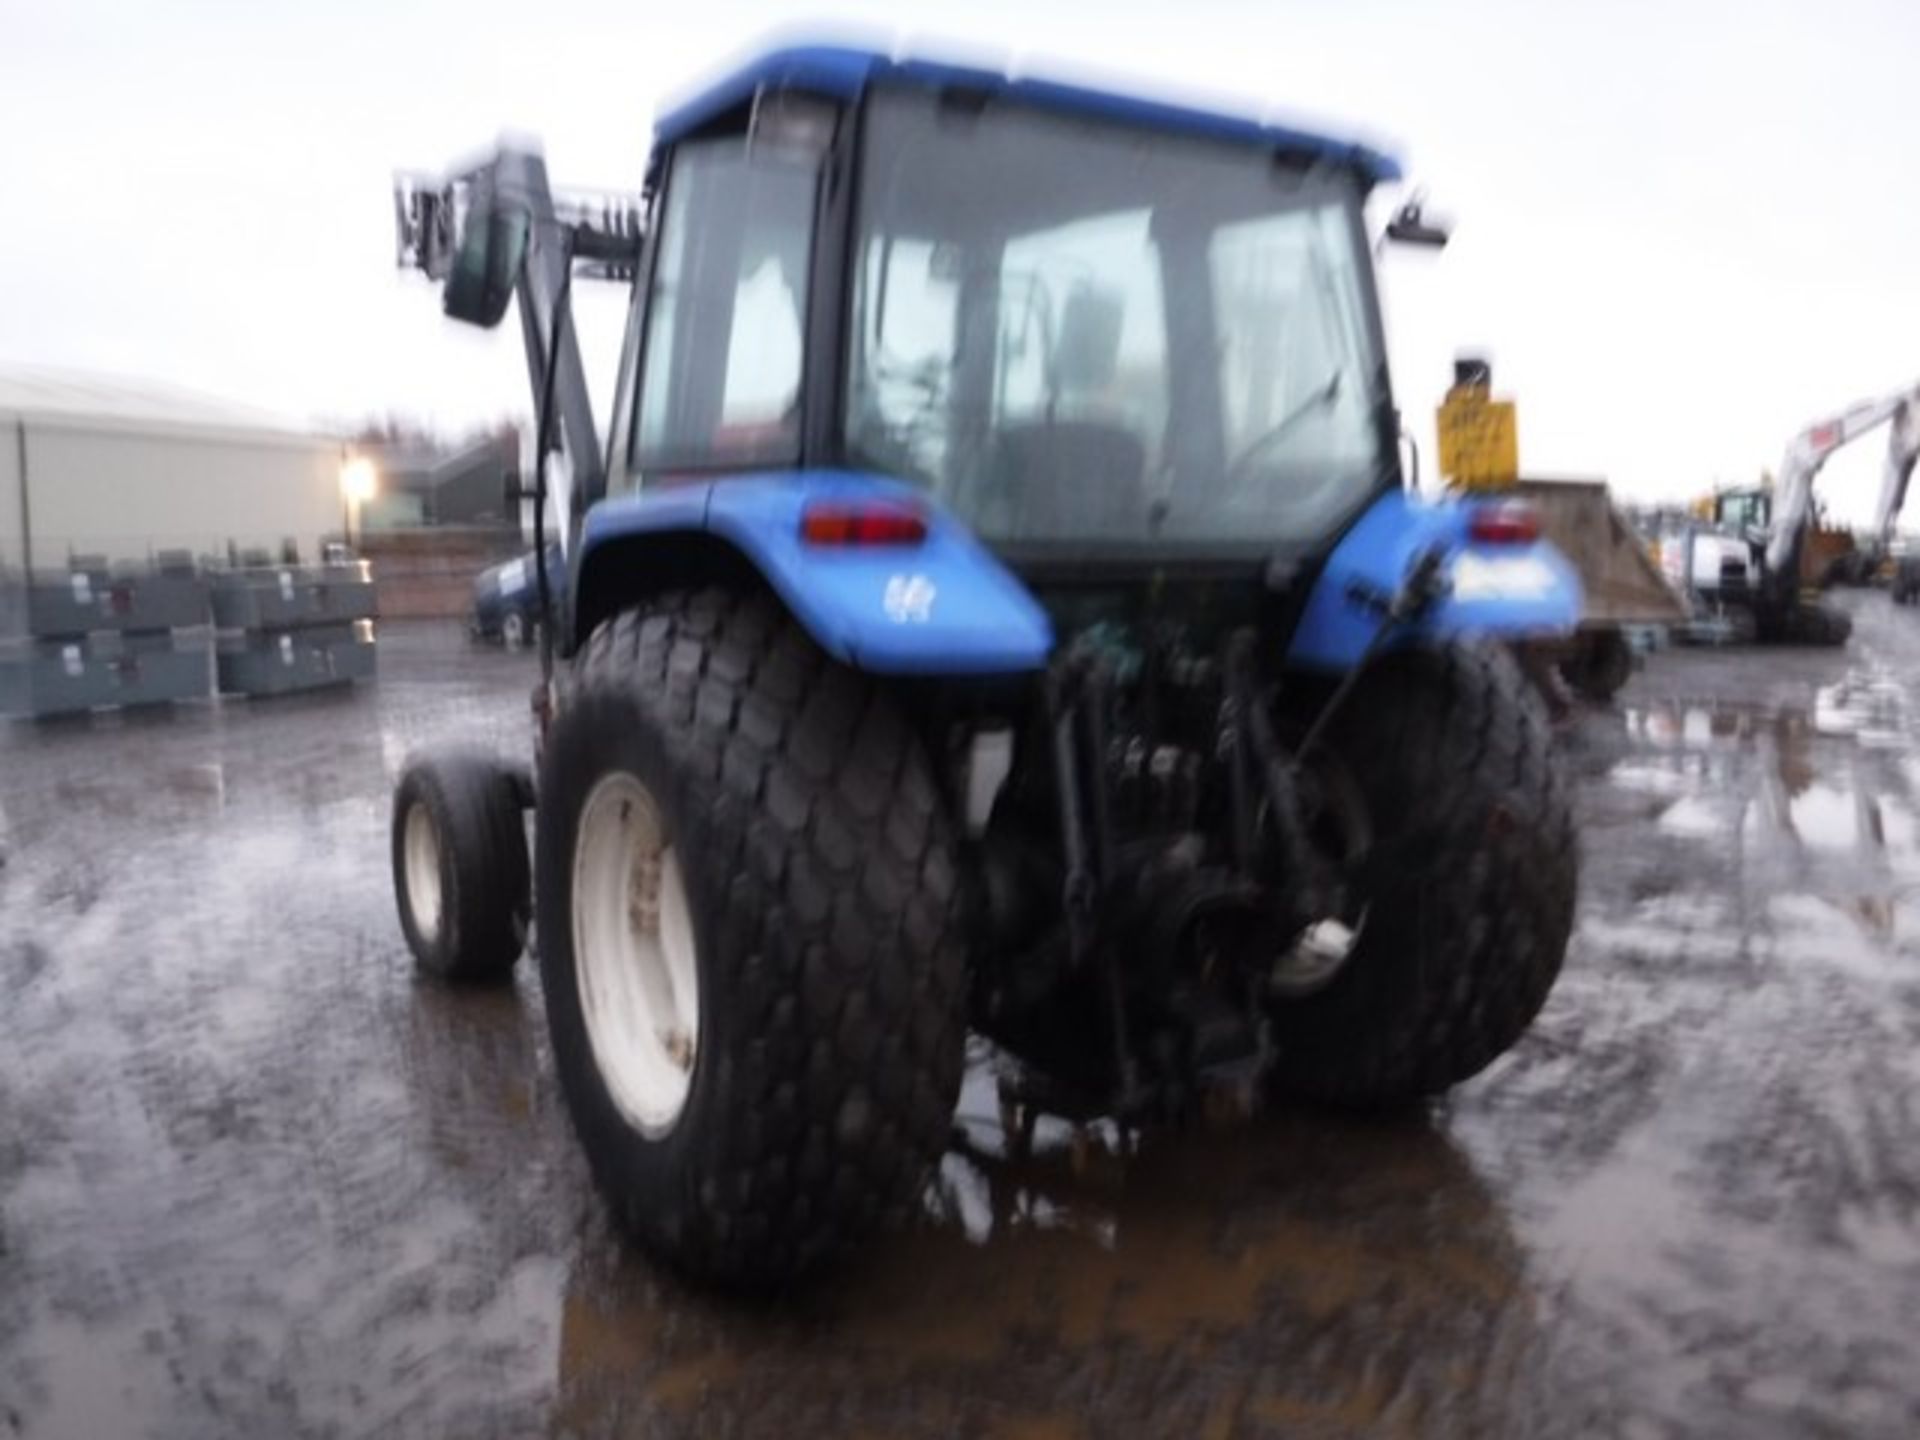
1272, 914, 1366, 996
571, 772, 700, 1136
502, 613, 526, 648
403, 801, 443, 944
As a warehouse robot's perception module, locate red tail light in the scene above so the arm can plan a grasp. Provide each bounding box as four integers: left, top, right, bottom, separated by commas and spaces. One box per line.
800, 501, 928, 547
1468, 501, 1541, 545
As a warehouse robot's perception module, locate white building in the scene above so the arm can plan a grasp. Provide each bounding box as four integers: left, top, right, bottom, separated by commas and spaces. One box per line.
0, 367, 348, 575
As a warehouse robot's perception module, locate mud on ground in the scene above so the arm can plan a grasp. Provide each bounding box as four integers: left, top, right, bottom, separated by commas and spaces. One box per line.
3, 603, 1918, 1439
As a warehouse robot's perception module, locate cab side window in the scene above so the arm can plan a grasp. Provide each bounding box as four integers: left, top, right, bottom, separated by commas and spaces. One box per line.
634, 138, 817, 471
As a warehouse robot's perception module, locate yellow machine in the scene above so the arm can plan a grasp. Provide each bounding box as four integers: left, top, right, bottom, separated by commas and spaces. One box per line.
1436, 358, 1519, 491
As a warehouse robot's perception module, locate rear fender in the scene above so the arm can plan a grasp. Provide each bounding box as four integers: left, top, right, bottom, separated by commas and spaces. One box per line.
1287, 489, 1581, 670
573, 471, 1054, 674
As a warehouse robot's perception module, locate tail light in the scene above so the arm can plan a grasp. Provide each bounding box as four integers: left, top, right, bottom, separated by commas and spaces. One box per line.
800, 501, 928, 547
1468, 501, 1541, 545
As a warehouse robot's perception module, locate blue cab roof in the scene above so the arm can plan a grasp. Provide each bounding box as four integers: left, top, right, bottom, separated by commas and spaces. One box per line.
653, 44, 1403, 184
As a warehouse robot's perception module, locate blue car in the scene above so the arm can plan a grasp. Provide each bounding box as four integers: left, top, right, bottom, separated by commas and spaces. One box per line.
469, 545, 563, 648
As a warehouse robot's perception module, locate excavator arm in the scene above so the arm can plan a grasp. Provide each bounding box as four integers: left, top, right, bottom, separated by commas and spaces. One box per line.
1869, 396, 1920, 552
1763, 381, 1920, 599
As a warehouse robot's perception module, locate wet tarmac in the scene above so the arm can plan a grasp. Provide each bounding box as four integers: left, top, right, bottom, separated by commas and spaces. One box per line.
3, 605, 1919, 1439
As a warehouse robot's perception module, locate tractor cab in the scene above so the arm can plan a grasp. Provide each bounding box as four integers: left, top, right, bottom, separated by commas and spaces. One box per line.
601, 47, 1404, 572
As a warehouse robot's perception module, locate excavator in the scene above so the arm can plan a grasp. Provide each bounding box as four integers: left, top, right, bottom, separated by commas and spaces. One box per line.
1672, 382, 1920, 644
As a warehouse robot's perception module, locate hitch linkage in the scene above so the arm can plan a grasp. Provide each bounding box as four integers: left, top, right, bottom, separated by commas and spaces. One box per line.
1045, 659, 1144, 1112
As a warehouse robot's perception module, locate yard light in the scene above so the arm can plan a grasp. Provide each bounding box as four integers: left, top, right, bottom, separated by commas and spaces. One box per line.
341, 456, 379, 504
340, 455, 378, 550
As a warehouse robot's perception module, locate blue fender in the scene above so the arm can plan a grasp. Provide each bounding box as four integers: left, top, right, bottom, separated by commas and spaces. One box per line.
576, 470, 1054, 674
1287, 489, 1582, 670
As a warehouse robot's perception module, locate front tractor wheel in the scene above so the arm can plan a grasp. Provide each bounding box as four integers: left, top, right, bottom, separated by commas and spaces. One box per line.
536, 591, 969, 1289
391, 749, 531, 983
1269, 643, 1576, 1106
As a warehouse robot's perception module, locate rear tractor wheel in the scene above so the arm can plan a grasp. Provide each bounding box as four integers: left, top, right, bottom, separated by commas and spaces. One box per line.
1268, 643, 1576, 1105
535, 589, 969, 1289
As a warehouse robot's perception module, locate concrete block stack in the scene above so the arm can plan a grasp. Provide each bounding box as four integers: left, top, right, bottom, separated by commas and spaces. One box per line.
210, 561, 378, 697
0, 557, 212, 717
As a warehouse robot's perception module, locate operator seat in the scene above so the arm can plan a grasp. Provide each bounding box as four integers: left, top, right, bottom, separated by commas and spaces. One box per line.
988, 419, 1148, 539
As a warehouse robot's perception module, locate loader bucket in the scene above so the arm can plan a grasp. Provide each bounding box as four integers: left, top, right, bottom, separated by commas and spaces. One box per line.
1512, 478, 1688, 627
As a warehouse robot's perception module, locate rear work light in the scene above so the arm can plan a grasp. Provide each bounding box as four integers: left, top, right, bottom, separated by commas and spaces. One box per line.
1467, 501, 1542, 545
799, 501, 928, 547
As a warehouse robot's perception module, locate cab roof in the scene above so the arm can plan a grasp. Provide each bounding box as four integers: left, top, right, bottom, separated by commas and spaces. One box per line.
652, 43, 1403, 184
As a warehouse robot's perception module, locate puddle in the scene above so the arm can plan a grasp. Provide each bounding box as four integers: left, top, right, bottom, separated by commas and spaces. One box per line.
1612, 672, 1920, 919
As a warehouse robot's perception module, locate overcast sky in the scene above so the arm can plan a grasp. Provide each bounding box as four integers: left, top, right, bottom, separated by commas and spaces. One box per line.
3, 0, 1916, 520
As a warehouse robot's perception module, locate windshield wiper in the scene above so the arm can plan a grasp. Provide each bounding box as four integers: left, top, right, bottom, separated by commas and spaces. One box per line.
1227, 369, 1343, 478
1272, 369, 1342, 437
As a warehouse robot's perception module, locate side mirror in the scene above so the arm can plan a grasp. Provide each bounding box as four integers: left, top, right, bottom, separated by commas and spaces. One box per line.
442, 169, 529, 328
1383, 198, 1451, 249
1051, 283, 1124, 393
396, 167, 528, 329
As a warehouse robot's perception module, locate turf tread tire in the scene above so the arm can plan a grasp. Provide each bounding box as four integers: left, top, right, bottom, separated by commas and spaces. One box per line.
536, 589, 967, 1290
1269, 642, 1576, 1104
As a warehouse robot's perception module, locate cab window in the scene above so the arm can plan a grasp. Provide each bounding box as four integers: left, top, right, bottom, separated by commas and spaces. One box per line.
634, 137, 817, 472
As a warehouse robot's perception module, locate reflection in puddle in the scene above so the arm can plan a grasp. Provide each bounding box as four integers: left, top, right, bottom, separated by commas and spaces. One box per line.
1612, 666, 1918, 952
1813, 669, 1907, 746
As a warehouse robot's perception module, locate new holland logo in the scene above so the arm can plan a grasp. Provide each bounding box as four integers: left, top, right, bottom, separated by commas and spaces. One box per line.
883, 574, 936, 623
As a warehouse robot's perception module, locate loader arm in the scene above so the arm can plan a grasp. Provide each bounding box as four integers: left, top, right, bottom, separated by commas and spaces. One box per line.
393, 146, 643, 552
1764, 381, 1920, 599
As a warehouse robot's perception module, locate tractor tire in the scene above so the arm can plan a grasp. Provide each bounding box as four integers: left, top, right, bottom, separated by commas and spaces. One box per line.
392, 749, 531, 982
535, 590, 968, 1289
1268, 643, 1576, 1105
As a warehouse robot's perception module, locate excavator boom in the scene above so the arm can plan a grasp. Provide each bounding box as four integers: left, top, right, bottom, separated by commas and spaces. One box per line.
1765, 381, 1920, 582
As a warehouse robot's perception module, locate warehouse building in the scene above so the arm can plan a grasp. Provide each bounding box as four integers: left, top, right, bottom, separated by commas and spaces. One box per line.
0, 367, 349, 577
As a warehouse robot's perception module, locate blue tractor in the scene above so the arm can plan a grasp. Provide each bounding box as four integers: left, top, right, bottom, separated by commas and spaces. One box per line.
388, 43, 1581, 1289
